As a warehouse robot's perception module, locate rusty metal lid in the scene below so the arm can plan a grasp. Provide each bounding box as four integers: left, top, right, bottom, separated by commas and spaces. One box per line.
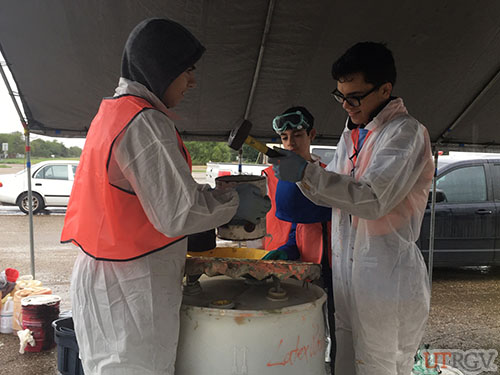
185, 247, 321, 281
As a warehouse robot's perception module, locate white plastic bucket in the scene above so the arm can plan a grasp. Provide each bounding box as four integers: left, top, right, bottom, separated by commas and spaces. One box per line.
176, 277, 327, 375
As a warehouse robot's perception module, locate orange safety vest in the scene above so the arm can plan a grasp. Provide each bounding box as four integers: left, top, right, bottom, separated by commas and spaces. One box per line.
262, 166, 331, 266
61, 95, 192, 261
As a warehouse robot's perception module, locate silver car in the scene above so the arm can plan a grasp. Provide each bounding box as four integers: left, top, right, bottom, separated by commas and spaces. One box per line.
0, 160, 78, 214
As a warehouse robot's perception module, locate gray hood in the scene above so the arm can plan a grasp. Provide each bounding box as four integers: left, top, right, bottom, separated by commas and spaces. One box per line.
121, 18, 205, 100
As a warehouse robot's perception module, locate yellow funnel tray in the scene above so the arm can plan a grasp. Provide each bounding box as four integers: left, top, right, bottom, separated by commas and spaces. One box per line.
187, 247, 268, 260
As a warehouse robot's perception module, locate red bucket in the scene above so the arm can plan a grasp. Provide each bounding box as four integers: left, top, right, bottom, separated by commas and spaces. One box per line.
21, 295, 61, 352
5, 268, 19, 283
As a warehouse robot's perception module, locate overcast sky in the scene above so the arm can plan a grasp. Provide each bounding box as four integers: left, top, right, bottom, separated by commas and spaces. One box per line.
0, 54, 85, 149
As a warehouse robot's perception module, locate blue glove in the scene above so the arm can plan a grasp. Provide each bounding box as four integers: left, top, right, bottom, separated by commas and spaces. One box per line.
269, 148, 308, 182
233, 183, 271, 224
262, 249, 289, 260
262, 244, 300, 261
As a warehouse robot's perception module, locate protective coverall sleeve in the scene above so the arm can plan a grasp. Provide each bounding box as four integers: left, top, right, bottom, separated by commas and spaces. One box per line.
298, 119, 430, 220
111, 109, 239, 237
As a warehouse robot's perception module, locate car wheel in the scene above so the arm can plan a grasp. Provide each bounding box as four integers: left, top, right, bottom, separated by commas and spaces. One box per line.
17, 192, 45, 214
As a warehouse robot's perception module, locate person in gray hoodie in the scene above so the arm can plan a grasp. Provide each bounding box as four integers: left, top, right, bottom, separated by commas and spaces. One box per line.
64, 18, 270, 375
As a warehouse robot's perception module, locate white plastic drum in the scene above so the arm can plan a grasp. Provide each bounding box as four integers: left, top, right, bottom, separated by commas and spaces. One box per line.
215, 175, 267, 240
176, 277, 327, 375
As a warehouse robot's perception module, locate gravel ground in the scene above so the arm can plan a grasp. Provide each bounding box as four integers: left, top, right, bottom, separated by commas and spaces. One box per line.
0, 214, 74, 375
421, 267, 500, 375
1, 165, 499, 374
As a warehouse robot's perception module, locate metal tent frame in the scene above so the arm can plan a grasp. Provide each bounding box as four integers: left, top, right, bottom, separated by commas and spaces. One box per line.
0, 59, 36, 278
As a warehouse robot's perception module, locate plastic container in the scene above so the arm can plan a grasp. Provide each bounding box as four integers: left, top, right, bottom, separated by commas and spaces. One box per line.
0, 296, 14, 334
21, 294, 60, 352
5, 268, 19, 283
52, 316, 84, 375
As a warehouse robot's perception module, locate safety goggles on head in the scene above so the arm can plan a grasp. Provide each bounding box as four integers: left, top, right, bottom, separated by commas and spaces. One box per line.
272, 111, 311, 134
331, 85, 380, 107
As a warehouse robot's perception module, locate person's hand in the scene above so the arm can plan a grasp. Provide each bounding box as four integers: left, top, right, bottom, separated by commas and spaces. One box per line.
233, 184, 271, 224
262, 249, 289, 260
269, 148, 307, 182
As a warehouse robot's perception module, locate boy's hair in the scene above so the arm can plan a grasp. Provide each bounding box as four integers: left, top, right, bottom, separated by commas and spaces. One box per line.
331, 42, 397, 87
281, 106, 314, 134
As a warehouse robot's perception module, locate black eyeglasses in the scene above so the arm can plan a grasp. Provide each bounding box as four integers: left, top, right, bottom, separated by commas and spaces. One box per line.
331, 85, 379, 107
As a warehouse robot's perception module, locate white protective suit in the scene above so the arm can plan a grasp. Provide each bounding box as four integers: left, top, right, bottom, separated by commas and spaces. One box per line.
70, 78, 239, 375
298, 98, 434, 375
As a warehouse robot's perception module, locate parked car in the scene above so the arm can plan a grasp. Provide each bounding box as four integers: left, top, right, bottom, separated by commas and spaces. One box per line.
0, 160, 79, 214
310, 146, 336, 165
417, 154, 500, 267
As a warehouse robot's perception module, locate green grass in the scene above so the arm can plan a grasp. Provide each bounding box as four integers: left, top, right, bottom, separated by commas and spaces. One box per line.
1, 159, 205, 169
1, 159, 206, 172
192, 165, 206, 172
0, 157, 80, 165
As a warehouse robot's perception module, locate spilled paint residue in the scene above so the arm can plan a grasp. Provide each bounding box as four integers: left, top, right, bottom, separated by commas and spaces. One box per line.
234, 316, 246, 325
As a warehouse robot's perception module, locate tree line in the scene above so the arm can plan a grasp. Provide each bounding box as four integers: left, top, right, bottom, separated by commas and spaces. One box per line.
0, 132, 82, 158
183, 142, 262, 165
0, 132, 263, 164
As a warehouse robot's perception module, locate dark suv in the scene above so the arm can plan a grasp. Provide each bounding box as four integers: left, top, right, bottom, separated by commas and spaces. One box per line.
417, 156, 500, 267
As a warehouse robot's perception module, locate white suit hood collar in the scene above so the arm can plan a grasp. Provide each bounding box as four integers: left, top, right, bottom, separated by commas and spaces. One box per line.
368, 97, 408, 130
343, 97, 408, 132
115, 78, 171, 115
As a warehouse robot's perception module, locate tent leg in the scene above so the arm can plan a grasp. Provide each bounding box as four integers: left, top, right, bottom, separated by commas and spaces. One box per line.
24, 130, 36, 278
428, 149, 439, 291
0, 58, 35, 278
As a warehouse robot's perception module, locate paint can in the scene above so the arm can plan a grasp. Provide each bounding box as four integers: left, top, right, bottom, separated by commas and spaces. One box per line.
215, 175, 267, 240
13, 286, 52, 331
21, 294, 61, 352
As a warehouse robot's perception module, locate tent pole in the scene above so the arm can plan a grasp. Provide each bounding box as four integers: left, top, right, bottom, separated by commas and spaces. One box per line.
0, 58, 36, 278
428, 149, 439, 290
243, 0, 276, 120
24, 130, 36, 278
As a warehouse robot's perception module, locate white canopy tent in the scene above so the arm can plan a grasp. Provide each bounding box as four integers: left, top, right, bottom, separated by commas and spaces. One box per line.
1, 0, 500, 277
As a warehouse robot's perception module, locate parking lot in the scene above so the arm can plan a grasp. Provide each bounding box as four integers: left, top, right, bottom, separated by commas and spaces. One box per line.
0, 165, 499, 374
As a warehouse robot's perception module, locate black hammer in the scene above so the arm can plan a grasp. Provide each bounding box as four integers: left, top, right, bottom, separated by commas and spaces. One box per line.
227, 120, 282, 157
